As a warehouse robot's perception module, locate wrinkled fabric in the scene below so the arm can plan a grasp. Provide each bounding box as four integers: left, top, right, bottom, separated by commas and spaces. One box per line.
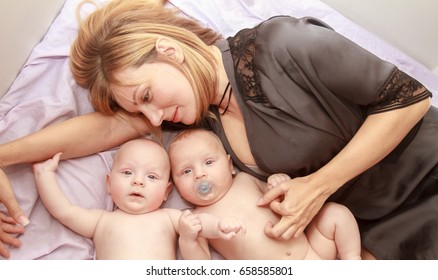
211, 16, 437, 259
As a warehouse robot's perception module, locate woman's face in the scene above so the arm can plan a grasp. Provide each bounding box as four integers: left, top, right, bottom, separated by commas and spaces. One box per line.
112, 62, 198, 127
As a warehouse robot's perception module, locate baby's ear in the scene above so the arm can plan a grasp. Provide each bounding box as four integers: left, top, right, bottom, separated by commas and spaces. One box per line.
163, 181, 172, 201
105, 174, 111, 194
155, 37, 184, 63
227, 154, 236, 175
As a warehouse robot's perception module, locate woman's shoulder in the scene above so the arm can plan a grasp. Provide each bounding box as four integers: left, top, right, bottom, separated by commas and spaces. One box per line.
228, 15, 328, 53
255, 16, 334, 45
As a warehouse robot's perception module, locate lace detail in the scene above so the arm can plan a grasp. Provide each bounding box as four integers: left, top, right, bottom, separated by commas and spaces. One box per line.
227, 27, 269, 104
367, 69, 432, 114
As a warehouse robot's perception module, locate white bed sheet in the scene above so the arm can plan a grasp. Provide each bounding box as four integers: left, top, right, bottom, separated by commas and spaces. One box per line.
1, 0, 437, 260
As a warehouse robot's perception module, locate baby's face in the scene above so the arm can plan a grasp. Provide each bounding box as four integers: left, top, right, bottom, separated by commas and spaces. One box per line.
107, 139, 171, 214
169, 131, 234, 206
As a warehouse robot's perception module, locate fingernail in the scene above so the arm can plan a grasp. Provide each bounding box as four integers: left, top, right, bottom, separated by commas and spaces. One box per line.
18, 216, 30, 226
257, 198, 263, 206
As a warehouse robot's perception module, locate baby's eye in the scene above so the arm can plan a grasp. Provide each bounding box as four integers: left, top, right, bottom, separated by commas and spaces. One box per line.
148, 174, 157, 180
183, 169, 192, 175
123, 170, 133, 175
205, 160, 214, 165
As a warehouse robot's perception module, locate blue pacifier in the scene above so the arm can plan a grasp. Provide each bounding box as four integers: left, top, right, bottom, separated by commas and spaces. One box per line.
196, 181, 214, 200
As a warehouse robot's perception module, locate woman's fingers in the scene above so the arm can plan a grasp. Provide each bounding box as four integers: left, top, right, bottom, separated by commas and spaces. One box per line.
264, 191, 311, 239
0, 242, 11, 259
264, 213, 300, 239
257, 185, 286, 206
0, 170, 29, 226
0, 212, 24, 259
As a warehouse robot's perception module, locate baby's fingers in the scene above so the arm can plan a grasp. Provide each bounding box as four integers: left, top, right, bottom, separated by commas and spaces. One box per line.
267, 173, 290, 188
219, 218, 246, 236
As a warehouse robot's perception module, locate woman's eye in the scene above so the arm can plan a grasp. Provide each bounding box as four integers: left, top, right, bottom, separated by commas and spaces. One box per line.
142, 92, 149, 103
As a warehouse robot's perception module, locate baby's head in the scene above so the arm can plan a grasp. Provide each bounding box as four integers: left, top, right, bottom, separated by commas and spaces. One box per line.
106, 138, 171, 214
168, 129, 235, 206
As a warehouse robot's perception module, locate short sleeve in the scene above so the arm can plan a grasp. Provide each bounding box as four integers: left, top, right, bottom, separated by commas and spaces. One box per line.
255, 16, 431, 110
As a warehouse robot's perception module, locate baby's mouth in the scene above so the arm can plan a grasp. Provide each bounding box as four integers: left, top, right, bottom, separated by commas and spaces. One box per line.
129, 192, 144, 198
195, 181, 215, 200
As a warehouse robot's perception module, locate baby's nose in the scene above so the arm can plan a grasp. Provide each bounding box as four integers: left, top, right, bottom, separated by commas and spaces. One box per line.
132, 178, 144, 187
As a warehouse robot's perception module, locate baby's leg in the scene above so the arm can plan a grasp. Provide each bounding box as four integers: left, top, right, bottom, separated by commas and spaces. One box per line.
305, 202, 361, 260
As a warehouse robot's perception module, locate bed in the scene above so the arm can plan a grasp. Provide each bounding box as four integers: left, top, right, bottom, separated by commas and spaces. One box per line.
1, 0, 437, 260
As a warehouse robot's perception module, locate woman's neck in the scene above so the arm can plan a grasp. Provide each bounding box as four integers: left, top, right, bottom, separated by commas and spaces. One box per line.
209, 45, 239, 117
210, 46, 229, 104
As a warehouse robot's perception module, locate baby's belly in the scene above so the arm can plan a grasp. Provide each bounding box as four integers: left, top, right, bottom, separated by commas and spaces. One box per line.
95, 238, 176, 260
94, 224, 176, 260
207, 186, 320, 260
212, 229, 316, 260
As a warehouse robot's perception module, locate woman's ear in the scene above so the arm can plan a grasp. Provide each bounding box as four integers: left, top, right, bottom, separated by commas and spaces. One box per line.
155, 37, 184, 63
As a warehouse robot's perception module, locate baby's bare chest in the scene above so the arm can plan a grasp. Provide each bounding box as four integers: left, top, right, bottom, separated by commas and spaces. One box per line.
198, 179, 310, 259
93, 211, 177, 259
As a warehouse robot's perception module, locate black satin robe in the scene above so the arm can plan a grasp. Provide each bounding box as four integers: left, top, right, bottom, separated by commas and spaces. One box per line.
210, 16, 437, 259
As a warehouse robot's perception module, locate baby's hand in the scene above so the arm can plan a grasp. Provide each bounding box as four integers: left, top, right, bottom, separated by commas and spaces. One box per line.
178, 209, 202, 242
217, 218, 246, 240
32, 152, 62, 174
267, 173, 291, 189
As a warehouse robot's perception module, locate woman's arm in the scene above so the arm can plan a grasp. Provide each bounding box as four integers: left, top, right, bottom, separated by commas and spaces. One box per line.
0, 111, 147, 166
259, 98, 431, 239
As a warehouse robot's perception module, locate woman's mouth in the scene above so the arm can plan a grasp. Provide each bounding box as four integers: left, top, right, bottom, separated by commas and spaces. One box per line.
171, 108, 179, 123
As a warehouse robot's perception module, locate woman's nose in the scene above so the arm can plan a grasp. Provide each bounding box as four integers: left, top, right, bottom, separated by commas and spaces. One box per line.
142, 107, 163, 127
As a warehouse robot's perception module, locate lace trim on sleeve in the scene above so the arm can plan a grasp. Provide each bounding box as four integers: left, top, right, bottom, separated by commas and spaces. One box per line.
367, 69, 432, 115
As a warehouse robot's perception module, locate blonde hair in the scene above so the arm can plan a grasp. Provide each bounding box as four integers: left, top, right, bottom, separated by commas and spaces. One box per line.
70, 0, 222, 124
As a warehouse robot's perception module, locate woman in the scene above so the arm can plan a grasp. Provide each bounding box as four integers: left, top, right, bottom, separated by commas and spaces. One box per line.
1, 0, 436, 259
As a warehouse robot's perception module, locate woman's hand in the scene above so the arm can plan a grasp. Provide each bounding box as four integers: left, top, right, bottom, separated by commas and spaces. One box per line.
257, 99, 431, 241
258, 175, 330, 240
0, 211, 25, 259
0, 168, 29, 259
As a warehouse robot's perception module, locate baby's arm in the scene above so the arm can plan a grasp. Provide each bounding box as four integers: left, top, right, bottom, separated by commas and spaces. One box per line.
33, 153, 104, 238
196, 213, 246, 240
177, 210, 211, 260
176, 210, 246, 260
